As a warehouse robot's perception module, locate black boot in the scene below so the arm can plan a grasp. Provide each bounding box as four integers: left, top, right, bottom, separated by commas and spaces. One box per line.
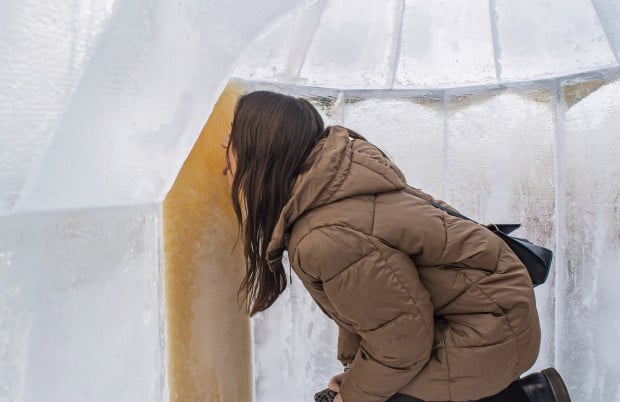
517, 368, 571, 402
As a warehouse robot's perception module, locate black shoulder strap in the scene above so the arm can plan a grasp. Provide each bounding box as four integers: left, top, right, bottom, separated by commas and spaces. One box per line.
427, 200, 475, 223
427, 199, 521, 234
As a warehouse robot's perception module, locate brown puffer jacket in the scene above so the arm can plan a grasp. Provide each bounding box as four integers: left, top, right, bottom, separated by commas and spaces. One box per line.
266, 126, 541, 402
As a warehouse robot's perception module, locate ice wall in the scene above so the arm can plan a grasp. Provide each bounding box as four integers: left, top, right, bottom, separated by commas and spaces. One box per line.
0, 1, 307, 401
163, 83, 252, 402
0, 0, 308, 214
0, 205, 164, 401
556, 78, 620, 401
2, 0, 620, 401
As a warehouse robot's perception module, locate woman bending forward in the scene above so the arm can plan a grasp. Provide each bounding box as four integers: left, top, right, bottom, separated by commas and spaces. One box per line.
222, 91, 570, 402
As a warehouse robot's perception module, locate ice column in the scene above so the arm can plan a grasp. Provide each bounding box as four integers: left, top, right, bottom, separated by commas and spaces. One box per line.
555, 78, 620, 401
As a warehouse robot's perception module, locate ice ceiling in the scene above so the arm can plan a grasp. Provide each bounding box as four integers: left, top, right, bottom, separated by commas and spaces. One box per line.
1, 0, 619, 401
1, 0, 619, 214
234, 0, 619, 88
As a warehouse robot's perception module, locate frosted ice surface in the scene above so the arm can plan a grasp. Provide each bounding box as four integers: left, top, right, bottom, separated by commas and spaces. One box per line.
394, 0, 497, 88
253, 255, 341, 402
591, 0, 620, 60
445, 89, 556, 223
239, 84, 345, 125
5, 0, 306, 213
0, 248, 30, 402
493, 0, 617, 81
556, 78, 620, 401
0, 205, 163, 402
298, 0, 400, 89
531, 275, 555, 372
343, 96, 446, 198
233, 1, 324, 83
445, 89, 557, 369
0, 0, 115, 213
308, 93, 345, 126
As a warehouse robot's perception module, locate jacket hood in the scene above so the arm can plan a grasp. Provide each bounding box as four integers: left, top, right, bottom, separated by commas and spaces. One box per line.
266, 125, 408, 271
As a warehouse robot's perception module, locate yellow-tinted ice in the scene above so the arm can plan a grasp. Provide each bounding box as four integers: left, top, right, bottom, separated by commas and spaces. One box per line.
163, 82, 251, 401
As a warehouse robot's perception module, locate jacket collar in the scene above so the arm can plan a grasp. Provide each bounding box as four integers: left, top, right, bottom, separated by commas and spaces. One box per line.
266, 125, 407, 271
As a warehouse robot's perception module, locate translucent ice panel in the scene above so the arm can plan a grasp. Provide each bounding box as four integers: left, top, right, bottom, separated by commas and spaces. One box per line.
556, 78, 620, 401
0, 205, 163, 402
233, 1, 324, 83
298, 0, 400, 89
0, 0, 115, 213
163, 83, 252, 401
240, 83, 345, 125
308, 93, 345, 127
6, 0, 306, 213
493, 0, 617, 81
394, 0, 497, 88
591, 0, 620, 59
445, 89, 557, 369
253, 256, 341, 402
445, 89, 555, 223
343, 96, 446, 198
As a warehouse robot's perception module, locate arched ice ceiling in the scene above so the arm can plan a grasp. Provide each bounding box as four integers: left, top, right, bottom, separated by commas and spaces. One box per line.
233, 0, 620, 89
2, 0, 619, 215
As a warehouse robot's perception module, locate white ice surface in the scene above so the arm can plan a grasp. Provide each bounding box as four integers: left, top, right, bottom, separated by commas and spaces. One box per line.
556, 78, 620, 401
492, 0, 617, 81
0, 205, 163, 402
2, 0, 308, 214
343, 96, 446, 198
297, 0, 401, 89
234, 0, 620, 89
0, 0, 116, 213
591, 0, 620, 61
394, 0, 497, 88
233, 1, 325, 84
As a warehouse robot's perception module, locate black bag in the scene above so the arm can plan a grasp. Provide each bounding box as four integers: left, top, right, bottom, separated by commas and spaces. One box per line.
427, 201, 552, 287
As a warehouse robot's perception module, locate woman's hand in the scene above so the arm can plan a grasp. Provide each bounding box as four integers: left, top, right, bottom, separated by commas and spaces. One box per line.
328, 371, 347, 393
328, 371, 347, 401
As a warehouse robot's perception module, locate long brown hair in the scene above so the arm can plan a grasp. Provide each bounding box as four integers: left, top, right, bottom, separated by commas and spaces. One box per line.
227, 91, 325, 316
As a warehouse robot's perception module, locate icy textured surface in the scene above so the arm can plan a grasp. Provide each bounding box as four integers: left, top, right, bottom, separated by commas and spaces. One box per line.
591, 0, 620, 59
0, 0, 115, 213
0, 205, 163, 402
307, 93, 345, 127
493, 0, 617, 81
233, 1, 324, 83
3, 0, 620, 401
444, 89, 557, 369
298, 0, 400, 88
253, 254, 341, 402
234, 0, 620, 89
444, 90, 556, 222
2, 0, 306, 213
343, 96, 446, 198
556, 78, 620, 401
394, 0, 496, 88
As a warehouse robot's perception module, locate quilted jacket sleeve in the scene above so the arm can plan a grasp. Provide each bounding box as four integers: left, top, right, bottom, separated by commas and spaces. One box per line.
337, 325, 361, 366
296, 226, 434, 402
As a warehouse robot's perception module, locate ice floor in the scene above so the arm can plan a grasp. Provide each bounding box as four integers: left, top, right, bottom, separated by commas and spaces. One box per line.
1, 1, 620, 401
